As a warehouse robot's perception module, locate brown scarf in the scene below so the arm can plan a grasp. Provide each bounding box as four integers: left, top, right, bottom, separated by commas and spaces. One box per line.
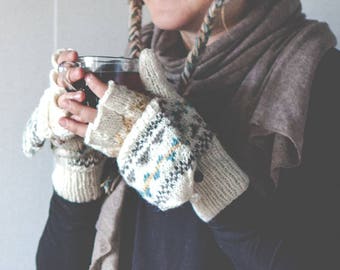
146, 0, 336, 191
90, 0, 336, 268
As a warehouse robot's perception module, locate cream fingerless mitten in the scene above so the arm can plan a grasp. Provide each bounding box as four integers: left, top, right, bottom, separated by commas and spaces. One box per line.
23, 48, 107, 202
23, 70, 74, 157
85, 81, 150, 157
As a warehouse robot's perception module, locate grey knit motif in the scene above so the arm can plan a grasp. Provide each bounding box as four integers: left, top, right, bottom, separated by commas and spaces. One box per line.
65, 153, 103, 168
118, 99, 214, 209
137, 146, 151, 165
160, 100, 214, 158
122, 115, 196, 205
54, 146, 104, 168
120, 113, 164, 175
22, 108, 45, 157
153, 153, 195, 206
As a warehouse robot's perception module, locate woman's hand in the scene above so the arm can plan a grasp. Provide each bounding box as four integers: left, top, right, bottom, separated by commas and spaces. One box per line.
55, 51, 108, 137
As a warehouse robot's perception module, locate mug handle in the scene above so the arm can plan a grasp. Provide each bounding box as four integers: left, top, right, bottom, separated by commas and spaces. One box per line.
57, 61, 81, 91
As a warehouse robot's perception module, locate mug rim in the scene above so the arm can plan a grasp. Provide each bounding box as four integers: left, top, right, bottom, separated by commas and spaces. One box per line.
78, 56, 139, 72
78, 55, 137, 60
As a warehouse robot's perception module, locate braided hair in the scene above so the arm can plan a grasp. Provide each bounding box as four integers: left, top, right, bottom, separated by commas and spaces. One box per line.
128, 0, 227, 95
128, 0, 143, 58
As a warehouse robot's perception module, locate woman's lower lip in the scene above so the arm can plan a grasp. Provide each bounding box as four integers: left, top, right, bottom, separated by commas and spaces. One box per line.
146, 0, 179, 8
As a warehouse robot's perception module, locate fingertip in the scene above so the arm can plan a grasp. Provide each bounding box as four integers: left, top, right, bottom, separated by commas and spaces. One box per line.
72, 91, 86, 102
59, 98, 70, 109
85, 73, 107, 98
59, 117, 67, 127
70, 114, 82, 122
84, 73, 93, 84
76, 67, 85, 77
70, 67, 85, 82
68, 50, 79, 61
57, 94, 66, 108
58, 118, 87, 137
57, 50, 79, 65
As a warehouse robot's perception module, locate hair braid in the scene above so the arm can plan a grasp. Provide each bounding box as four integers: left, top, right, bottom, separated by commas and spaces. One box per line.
179, 0, 227, 95
128, 0, 143, 58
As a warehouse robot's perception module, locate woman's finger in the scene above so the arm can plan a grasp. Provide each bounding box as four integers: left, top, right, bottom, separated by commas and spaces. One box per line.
85, 73, 108, 98
57, 67, 85, 88
59, 98, 97, 123
57, 50, 79, 65
57, 91, 85, 106
70, 114, 83, 122
58, 117, 88, 138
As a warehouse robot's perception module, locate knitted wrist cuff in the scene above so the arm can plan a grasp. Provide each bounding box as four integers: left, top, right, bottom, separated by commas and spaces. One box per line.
85, 81, 150, 157
52, 156, 106, 203
190, 136, 250, 222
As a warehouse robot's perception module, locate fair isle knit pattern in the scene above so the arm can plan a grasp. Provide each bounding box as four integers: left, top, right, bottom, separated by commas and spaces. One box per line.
117, 98, 214, 211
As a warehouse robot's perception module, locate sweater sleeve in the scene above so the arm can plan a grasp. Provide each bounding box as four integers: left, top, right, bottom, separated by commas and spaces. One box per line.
207, 48, 340, 270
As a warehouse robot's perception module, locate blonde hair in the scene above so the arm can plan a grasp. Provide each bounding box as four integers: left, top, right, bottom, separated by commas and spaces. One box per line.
128, 0, 227, 95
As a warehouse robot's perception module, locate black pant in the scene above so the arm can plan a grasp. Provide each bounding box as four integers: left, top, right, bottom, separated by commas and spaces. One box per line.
37, 189, 339, 270
36, 192, 103, 270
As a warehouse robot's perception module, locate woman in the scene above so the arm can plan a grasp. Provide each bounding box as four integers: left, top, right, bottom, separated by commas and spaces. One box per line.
23, 0, 340, 269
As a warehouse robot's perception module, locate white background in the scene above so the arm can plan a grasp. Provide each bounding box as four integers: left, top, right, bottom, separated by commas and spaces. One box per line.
0, 1, 339, 269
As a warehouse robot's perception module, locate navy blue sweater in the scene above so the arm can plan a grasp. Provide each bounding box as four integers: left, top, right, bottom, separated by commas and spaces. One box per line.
36, 48, 340, 270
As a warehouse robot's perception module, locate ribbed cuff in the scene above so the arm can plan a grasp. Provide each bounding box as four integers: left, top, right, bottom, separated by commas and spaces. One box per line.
52, 158, 106, 203
85, 81, 149, 157
190, 136, 250, 222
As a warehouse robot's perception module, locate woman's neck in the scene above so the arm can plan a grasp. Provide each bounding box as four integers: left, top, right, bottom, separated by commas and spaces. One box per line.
180, 0, 249, 50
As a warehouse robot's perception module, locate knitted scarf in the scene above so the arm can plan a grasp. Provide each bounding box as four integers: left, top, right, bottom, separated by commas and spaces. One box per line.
146, 0, 336, 189
90, 0, 336, 268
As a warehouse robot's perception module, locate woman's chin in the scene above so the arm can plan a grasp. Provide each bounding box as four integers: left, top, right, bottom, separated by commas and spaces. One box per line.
150, 16, 201, 32
144, 0, 210, 31
150, 16, 184, 30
